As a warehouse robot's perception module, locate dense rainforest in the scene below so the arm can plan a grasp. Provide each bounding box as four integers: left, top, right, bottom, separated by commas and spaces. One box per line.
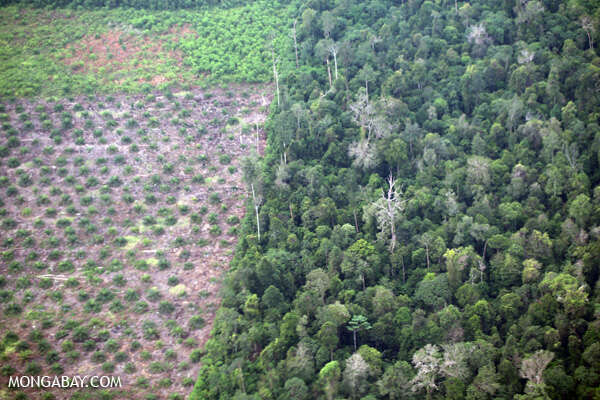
189, 0, 600, 399
0, 0, 599, 399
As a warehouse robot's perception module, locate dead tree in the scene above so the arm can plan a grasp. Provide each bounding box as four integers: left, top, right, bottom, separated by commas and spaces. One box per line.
367, 174, 406, 253
581, 15, 595, 49
242, 154, 263, 241
291, 19, 299, 68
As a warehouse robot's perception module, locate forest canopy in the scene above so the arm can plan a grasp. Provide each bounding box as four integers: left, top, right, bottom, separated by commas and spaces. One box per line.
186, 0, 600, 399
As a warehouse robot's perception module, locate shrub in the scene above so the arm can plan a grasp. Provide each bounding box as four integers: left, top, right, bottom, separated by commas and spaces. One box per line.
45, 350, 60, 364
96, 330, 110, 342
124, 362, 136, 373
38, 278, 53, 289
157, 259, 170, 270
114, 351, 128, 363
25, 362, 42, 375
65, 350, 80, 362
219, 154, 231, 164
134, 301, 148, 313
189, 315, 205, 330
190, 349, 203, 363
109, 300, 124, 313
209, 193, 221, 204
91, 351, 106, 363
183, 262, 194, 270
82, 340, 96, 352
124, 289, 139, 302
4, 302, 22, 315
158, 301, 175, 315
149, 361, 167, 373
72, 326, 89, 342
142, 320, 159, 340
96, 288, 114, 304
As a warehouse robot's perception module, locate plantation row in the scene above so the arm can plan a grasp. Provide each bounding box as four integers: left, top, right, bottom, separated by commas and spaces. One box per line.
0, 86, 270, 399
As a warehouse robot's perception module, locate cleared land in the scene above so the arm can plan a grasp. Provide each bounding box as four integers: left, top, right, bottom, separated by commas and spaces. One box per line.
0, 86, 270, 399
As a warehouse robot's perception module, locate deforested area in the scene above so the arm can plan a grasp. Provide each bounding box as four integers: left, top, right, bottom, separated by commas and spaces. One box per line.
0, 87, 271, 399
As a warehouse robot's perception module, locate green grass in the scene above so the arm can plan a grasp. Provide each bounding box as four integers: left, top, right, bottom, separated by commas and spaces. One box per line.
168, 284, 187, 296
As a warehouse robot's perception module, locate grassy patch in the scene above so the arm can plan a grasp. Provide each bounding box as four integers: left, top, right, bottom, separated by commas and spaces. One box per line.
0, 3, 290, 97
123, 235, 141, 250
146, 258, 158, 267
168, 284, 187, 297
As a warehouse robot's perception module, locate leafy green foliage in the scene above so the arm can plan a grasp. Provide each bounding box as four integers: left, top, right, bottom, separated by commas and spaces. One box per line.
0, 2, 290, 97
191, 0, 600, 399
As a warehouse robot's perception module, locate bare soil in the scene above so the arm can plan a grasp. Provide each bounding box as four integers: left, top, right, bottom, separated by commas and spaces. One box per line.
0, 85, 271, 399
63, 26, 194, 85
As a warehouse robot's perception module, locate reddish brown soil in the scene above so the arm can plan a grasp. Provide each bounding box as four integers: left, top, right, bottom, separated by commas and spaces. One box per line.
63, 26, 195, 85
64, 30, 182, 72
168, 24, 196, 42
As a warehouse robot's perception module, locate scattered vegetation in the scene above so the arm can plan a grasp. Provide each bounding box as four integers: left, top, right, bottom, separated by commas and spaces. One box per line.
0, 85, 270, 398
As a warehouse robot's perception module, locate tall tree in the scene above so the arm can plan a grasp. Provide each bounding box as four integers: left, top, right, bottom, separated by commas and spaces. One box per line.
518, 350, 554, 399
411, 344, 442, 400
377, 360, 414, 400
580, 15, 595, 49
319, 361, 341, 400
242, 153, 263, 241
357, 64, 377, 104
343, 353, 370, 399
364, 173, 405, 252
291, 19, 299, 67
267, 32, 280, 107
348, 93, 393, 169
347, 315, 371, 351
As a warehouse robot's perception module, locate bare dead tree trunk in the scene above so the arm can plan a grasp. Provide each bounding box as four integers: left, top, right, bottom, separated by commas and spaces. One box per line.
385, 174, 398, 253
238, 368, 246, 394
331, 46, 338, 80
372, 174, 405, 254
252, 183, 260, 241
390, 218, 397, 253
353, 209, 359, 233
292, 19, 299, 68
271, 48, 280, 107
326, 58, 332, 88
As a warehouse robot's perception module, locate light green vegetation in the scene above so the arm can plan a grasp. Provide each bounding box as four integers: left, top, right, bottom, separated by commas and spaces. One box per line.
0, 2, 291, 97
